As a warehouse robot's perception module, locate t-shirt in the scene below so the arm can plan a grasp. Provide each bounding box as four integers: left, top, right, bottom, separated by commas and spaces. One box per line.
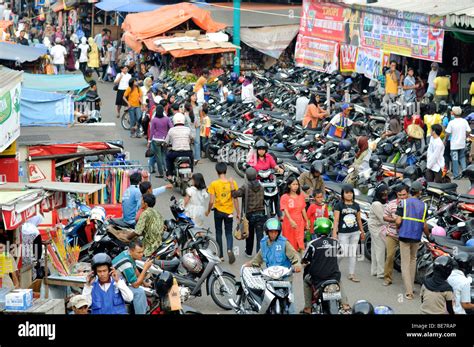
121, 185, 142, 225
445, 118, 470, 150
112, 250, 138, 285
50, 44, 67, 64
447, 270, 472, 314
219, 86, 229, 103
124, 87, 142, 107
108, 46, 117, 62
0, 254, 17, 289
434, 76, 450, 96
368, 201, 386, 233
403, 75, 416, 102
420, 285, 453, 314
334, 201, 360, 234
78, 43, 89, 63
424, 113, 442, 138
208, 179, 238, 215
307, 204, 329, 234
385, 70, 400, 95
200, 116, 211, 137
115, 73, 132, 91
295, 96, 309, 121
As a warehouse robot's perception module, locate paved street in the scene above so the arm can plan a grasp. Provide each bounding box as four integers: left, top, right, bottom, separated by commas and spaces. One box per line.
80, 81, 469, 314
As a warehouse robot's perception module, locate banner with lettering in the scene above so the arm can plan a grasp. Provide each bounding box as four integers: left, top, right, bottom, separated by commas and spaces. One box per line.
299, 0, 345, 42
295, 35, 339, 73
340, 44, 358, 73
360, 8, 444, 62
355, 46, 382, 79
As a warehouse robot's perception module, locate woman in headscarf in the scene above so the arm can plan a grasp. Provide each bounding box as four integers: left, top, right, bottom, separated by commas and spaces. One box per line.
368, 184, 388, 279
42, 23, 54, 41
87, 37, 100, 78
64, 34, 76, 71
52, 26, 64, 43
303, 94, 328, 129
140, 76, 153, 137
345, 136, 371, 186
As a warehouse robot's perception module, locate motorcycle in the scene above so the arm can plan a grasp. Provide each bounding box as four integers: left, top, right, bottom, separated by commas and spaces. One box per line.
258, 169, 279, 217
230, 266, 294, 314
170, 155, 193, 196
310, 279, 344, 314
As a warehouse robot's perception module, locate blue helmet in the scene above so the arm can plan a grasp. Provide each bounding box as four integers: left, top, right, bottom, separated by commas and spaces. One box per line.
338, 139, 351, 152
466, 238, 474, 247
374, 305, 394, 314
227, 94, 236, 104
230, 72, 238, 83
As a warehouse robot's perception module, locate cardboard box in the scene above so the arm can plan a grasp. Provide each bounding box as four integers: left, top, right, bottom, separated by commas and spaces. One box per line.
5, 289, 33, 311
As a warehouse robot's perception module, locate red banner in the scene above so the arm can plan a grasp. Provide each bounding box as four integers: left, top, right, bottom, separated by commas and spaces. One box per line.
340, 44, 358, 72
299, 0, 345, 42
295, 35, 339, 73
2, 204, 39, 230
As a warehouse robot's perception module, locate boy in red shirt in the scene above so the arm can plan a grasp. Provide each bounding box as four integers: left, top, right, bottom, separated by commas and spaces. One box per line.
306, 189, 329, 235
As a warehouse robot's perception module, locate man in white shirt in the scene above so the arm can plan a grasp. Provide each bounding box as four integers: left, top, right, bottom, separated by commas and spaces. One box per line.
447, 252, 474, 314
445, 106, 471, 178
241, 75, 256, 104
114, 65, 132, 118
427, 62, 438, 96
82, 253, 133, 314
49, 38, 67, 74
295, 89, 309, 122
425, 124, 445, 183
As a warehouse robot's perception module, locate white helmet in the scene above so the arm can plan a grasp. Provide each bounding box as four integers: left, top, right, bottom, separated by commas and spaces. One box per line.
90, 206, 106, 223
181, 253, 203, 274
173, 113, 185, 125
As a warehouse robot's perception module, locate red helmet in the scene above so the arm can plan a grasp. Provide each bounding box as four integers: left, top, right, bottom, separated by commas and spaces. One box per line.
238, 76, 245, 84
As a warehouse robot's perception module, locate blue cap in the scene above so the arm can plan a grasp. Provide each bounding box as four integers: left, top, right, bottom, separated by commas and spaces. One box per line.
342, 103, 352, 111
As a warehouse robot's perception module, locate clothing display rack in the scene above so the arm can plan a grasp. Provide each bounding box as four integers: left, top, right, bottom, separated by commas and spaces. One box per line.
79, 164, 150, 205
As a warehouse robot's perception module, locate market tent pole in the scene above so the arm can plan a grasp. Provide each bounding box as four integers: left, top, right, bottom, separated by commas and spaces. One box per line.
92, 4, 95, 37
233, 0, 241, 75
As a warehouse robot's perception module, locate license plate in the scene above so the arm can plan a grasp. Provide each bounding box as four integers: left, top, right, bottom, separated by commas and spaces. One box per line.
322, 292, 341, 301
179, 168, 192, 174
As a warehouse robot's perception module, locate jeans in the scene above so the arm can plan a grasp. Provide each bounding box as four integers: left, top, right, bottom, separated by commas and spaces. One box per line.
245, 212, 266, 255
338, 231, 360, 275
128, 107, 141, 135
166, 150, 193, 177
201, 137, 208, 155
79, 62, 87, 74
451, 148, 467, 178
54, 64, 65, 75
151, 141, 167, 176
129, 285, 148, 314
400, 241, 419, 295
194, 127, 201, 161
101, 64, 109, 81
214, 210, 233, 258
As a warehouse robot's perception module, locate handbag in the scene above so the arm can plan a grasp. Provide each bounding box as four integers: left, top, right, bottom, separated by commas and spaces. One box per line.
113, 84, 118, 91
406, 118, 424, 139
145, 147, 154, 158
332, 115, 346, 138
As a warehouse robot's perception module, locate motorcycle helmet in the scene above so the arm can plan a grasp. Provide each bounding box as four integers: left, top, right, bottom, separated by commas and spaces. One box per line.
264, 218, 282, 237
351, 72, 359, 80
404, 166, 418, 181
91, 253, 112, 271
381, 142, 394, 155
255, 139, 269, 151
432, 255, 454, 279
310, 161, 323, 174
344, 77, 353, 85
431, 226, 446, 237
374, 305, 394, 314
465, 238, 474, 247
238, 76, 245, 84
230, 72, 238, 83
335, 74, 344, 83
463, 164, 474, 181
90, 206, 106, 224
245, 167, 257, 181
338, 140, 351, 152
369, 155, 382, 171
438, 100, 448, 113
314, 217, 332, 235
453, 252, 473, 275
173, 113, 185, 125
227, 94, 236, 104
181, 253, 203, 274
352, 300, 374, 314
154, 271, 174, 297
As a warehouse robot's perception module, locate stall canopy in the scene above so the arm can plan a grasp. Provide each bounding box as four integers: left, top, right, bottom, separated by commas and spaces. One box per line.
20, 88, 74, 127
235, 25, 299, 59
122, 3, 227, 52
22, 73, 89, 92
27, 142, 123, 160
95, 0, 163, 12
0, 42, 47, 63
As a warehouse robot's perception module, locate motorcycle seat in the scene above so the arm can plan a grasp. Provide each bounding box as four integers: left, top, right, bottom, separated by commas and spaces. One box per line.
355, 194, 373, 203
212, 119, 234, 128
433, 236, 474, 253
154, 257, 181, 272
109, 218, 134, 229
241, 267, 266, 291
324, 181, 345, 192
427, 182, 458, 191
459, 194, 474, 203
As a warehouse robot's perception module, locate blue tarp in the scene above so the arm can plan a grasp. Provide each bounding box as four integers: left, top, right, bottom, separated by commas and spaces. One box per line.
22, 73, 89, 92
95, 0, 162, 12
21, 88, 74, 127
0, 42, 47, 63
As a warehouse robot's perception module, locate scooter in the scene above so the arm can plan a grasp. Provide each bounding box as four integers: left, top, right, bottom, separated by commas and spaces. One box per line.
311, 279, 344, 314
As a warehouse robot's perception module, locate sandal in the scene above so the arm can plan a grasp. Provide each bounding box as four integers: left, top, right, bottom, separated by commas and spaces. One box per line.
348, 274, 360, 283
404, 293, 414, 300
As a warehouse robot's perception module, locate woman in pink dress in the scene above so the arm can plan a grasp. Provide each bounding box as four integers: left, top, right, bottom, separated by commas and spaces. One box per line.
280, 177, 310, 252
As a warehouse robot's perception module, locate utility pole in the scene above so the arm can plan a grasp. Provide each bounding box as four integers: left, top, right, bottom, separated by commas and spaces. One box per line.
233, 0, 241, 75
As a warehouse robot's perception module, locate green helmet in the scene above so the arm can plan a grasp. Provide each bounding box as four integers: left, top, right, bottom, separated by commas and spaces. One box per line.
314, 218, 333, 235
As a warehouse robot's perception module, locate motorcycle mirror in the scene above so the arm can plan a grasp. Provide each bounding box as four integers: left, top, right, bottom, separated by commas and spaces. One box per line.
463, 99, 469, 105
348, 167, 355, 174
282, 134, 289, 139
268, 125, 275, 131
324, 77, 329, 82
362, 89, 368, 94
304, 149, 309, 154
405, 148, 411, 154
457, 221, 466, 228
315, 152, 322, 159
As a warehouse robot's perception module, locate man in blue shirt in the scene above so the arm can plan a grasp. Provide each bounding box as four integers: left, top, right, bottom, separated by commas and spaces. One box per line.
121, 172, 143, 227
112, 240, 154, 314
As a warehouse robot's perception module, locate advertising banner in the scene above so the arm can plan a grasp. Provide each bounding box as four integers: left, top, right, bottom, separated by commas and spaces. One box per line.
355, 46, 383, 79
295, 35, 339, 73
299, 0, 345, 42
0, 81, 21, 153
340, 44, 358, 72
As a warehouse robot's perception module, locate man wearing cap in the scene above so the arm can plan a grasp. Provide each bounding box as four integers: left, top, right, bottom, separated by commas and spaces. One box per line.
49, 37, 67, 75
69, 295, 89, 314
395, 181, 431, 300
324, 103, 362, 139
445, 106, 471, 178
383, 60, 401, 103
427, 62, 439, 96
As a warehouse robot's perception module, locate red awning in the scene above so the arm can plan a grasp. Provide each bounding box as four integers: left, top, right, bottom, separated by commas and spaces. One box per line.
28, 142, 121, 159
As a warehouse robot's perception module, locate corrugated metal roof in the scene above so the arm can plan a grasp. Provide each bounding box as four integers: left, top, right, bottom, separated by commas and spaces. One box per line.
367, 0, 474, 16
0, 66, 22, 94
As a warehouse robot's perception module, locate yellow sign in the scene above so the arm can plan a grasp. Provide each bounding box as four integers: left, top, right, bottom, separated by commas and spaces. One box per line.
0, 140, 16, 157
